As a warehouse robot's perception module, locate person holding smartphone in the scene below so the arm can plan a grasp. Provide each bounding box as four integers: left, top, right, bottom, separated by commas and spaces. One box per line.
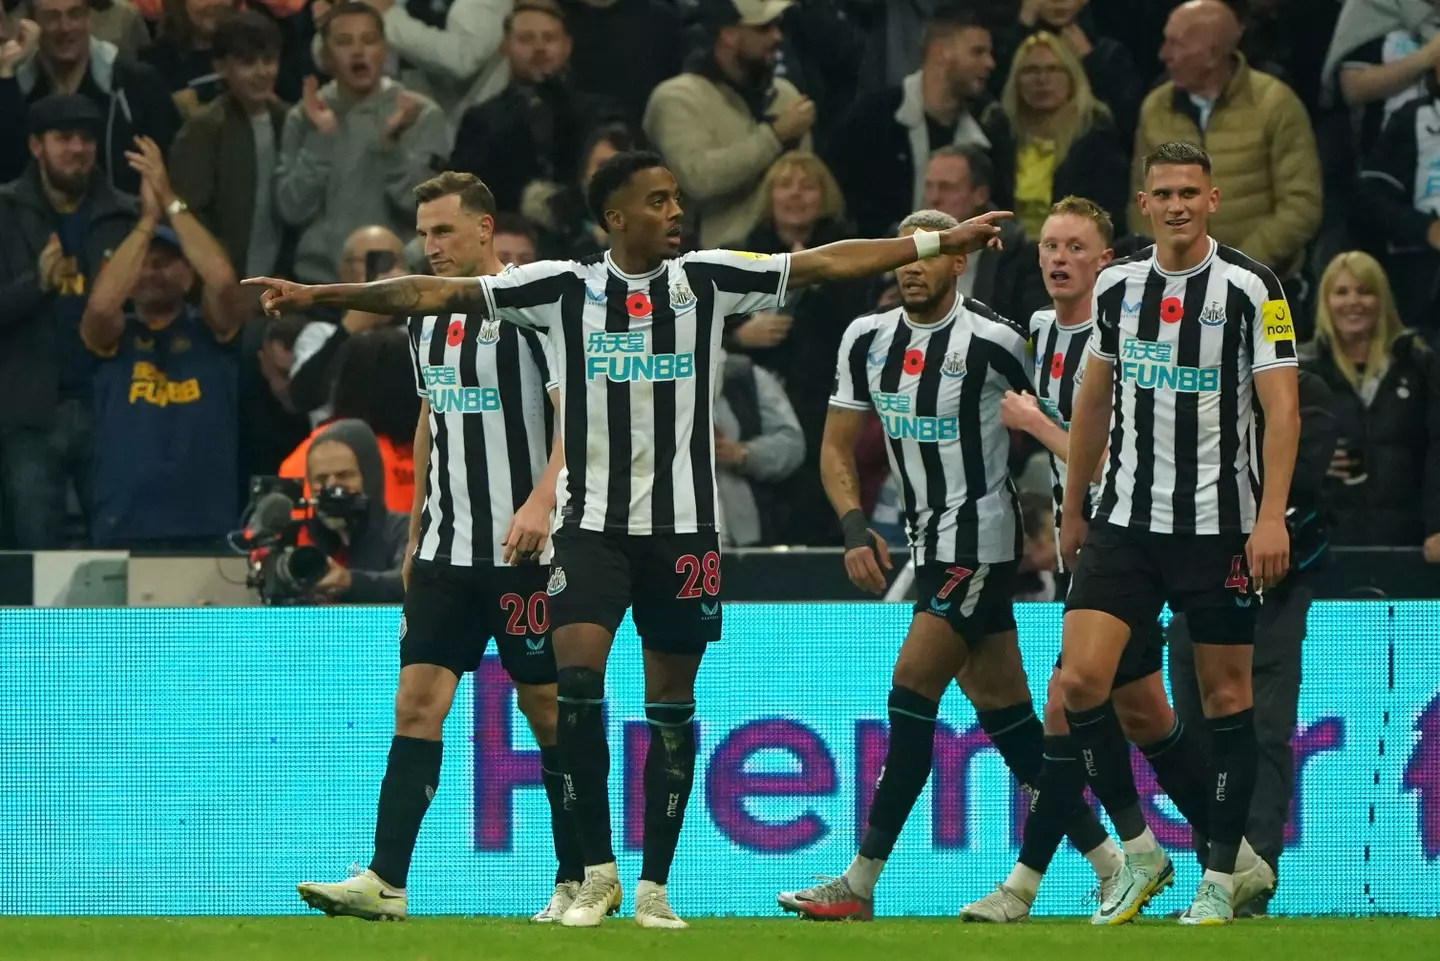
286, 225, 411, 424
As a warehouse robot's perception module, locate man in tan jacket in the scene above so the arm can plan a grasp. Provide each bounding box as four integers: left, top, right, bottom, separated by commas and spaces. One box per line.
1132, 0, 1321, 280
643, 0, 813, 249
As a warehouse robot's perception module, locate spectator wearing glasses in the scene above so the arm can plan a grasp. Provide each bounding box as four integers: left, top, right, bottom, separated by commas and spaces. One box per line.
1007, 0, 1143, 144
999, 29, 1128, 239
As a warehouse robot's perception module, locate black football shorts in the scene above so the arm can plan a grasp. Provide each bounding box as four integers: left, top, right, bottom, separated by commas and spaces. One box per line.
400, 560, 557, 685
546, 528, 723, 654
1064, 523, 1258, 646
912, 559, 1020, 642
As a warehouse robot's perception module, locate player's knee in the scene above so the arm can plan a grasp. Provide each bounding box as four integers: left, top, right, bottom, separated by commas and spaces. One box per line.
1043, 675, 1069, 735
556, 666, 605, 703
515, 683, 559, 743
1113, 685, 1173, 745
1195, 652, 1251, 717
394, 686, 450, 737
1200, 684, 1251, 718
1057, 661, 1108, 710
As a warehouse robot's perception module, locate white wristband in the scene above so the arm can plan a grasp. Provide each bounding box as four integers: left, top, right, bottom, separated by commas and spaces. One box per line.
913, 230, 941, 260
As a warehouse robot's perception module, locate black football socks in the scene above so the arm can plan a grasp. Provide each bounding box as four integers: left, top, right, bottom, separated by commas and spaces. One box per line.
858, 686, 940, 861
1206, 708, 1258, 875
979, 702, 1110, 856
1065, 700, 1148, 842
556, 667, 615, 865
539, 744, 585, 884
370, 735, 442, 889
1140, 718, 1213, 836
639, 702, 698, 884
1017, 734, 1091, 873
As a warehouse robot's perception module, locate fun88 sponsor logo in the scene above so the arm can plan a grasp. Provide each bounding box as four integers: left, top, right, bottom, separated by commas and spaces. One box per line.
873, 391, 958, 441
424, 365, 501, 413
1119, 338, 1219, 393
585, 331, 694, 383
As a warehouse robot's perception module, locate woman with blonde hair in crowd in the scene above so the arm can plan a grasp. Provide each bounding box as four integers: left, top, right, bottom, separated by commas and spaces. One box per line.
739, 150, 868, 544
1000, 30, 1129, 238
1300, 251, 1440, 559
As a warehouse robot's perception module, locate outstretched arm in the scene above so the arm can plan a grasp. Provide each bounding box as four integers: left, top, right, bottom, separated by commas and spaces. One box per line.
786, 211, 1011, 290
245, 274, 484, 318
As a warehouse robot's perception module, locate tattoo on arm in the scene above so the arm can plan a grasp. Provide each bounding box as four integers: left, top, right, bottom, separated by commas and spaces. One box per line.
313, 277, 483, 316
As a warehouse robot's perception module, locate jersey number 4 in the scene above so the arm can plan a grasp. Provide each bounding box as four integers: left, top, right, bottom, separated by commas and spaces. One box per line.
500, 591, 550, 635
1224, 556, 1250, 594
676, 552, 722, 599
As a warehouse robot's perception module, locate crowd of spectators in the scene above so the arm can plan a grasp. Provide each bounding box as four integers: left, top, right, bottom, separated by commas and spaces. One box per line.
0, 0, 1437, 565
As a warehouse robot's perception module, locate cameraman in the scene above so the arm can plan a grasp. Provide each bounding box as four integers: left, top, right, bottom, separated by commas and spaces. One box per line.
303, 419, 408, 603
1166, 368, 1338, 916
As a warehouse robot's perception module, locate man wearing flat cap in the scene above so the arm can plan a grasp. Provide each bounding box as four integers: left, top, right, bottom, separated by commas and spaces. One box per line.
0, 92, 137, 548
0, 2, 178, 193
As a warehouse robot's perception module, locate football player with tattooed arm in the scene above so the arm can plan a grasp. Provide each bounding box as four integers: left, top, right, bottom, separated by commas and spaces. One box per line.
247, 149, 1008, 929
292, 171, 581, 925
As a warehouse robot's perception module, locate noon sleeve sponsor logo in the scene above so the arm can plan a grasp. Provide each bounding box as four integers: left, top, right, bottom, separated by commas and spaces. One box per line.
1262, 300, 1295, 342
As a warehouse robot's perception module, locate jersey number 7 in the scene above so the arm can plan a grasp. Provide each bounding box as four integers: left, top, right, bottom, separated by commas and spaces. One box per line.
937, 566, 974, 600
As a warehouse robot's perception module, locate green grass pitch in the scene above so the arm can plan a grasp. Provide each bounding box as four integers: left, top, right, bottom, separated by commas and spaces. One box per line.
2, 917, 1436, 961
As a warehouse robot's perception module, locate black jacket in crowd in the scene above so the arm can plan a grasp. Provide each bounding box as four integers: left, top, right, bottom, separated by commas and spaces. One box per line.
1300, 331, 1440, 547
450, 76, 624, 213
564, 0, 684, 126
1354, 93, 1440, 254
0, 165, 137, 429
1289, 368, 1339, 573
823, 80, 1016, 239
0, 39, 181, 195
1041, 113, 1133, 235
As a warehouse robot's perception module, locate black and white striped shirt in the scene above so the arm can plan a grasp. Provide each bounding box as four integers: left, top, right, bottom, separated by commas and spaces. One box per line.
473, 249, 791, 534
1029, 308, 1097, 533
1089, 238, 1298, 535
407, 312, 555, 566
831, 296, 1031, 564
